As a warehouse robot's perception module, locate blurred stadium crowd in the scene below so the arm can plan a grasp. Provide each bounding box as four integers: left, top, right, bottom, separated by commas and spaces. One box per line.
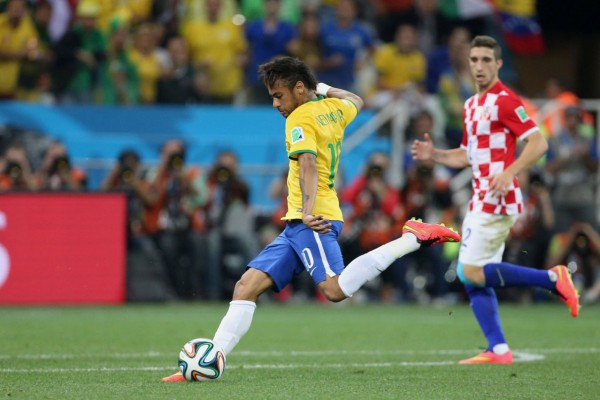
0, 0, 599, 305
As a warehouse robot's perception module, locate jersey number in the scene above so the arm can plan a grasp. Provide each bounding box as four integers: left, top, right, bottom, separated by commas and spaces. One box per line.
301, 248, 315, 275
461, 227, 471, 248
327, 141, 342, 189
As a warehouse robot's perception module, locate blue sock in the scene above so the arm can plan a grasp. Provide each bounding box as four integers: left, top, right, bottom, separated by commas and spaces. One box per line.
484, 262, 554, 290
465, 284, 506, 350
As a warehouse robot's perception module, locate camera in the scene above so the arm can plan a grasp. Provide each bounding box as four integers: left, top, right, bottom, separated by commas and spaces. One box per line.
366, 164, 384, 179
167, 152, 185, 171
416, 164, 433, 178
529, 171, 547, 189
119, 166, 135, 181
117, 150, 140, 182
49, 155, 70, 175
214, 165, 233, 184
4, 161, 22, 179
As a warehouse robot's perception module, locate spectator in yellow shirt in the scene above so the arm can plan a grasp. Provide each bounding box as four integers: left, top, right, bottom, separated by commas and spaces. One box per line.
180, 0, 238, 31
183, 0, 248, 104
0, 0, 39, 99
129, 23, 164, 104
96, 0, 153, 32
17, 0, 53, 102
369, 23, 426, 110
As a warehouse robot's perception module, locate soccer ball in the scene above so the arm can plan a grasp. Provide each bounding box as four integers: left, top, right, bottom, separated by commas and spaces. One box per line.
178, 338, 226, 382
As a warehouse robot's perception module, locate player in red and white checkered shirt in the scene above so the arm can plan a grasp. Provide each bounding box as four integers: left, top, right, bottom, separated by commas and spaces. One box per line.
462, 79, 538, 215
412, 35, 579, 365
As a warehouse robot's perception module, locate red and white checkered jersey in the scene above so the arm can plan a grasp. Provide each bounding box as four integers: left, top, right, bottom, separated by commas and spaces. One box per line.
460, 81, 538, 215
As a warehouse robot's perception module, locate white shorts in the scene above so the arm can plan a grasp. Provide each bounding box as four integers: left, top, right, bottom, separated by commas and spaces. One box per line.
458, 210, 518, 267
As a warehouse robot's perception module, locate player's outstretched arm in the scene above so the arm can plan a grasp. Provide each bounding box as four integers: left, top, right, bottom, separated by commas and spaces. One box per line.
411, 133, 469, 169
316, 82, 364, 112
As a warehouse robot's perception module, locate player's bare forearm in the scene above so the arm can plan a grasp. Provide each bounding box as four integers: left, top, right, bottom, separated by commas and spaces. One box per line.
432, 148, 470, 169
411, 133, 469, 169
505, 131, 548, 177
489, 132, 547, 196
298, 153, 319, 216
298, 153, 331, 233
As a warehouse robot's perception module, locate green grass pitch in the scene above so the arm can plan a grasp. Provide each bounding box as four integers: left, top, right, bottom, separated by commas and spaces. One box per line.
1, 302, 598, 399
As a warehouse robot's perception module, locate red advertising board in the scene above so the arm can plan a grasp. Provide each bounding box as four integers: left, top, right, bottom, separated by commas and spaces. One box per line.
0, 194, 126, 304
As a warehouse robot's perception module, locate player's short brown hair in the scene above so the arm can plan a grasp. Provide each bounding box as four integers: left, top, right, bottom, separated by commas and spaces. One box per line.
470, 35, 502, 61
259, 56, 318, 91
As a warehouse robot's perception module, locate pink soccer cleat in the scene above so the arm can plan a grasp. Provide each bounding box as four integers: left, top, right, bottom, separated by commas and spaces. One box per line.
551, 265, 580, 317
459, 350, 513, 365
402, 218, 461, 247
161, 372, 186, 382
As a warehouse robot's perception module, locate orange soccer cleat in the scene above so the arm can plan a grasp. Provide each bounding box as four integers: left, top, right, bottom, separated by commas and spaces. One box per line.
161, 372, 186, 382
551, 265, 580, 318
402, 218, 461, 247
459, 350, 513, 365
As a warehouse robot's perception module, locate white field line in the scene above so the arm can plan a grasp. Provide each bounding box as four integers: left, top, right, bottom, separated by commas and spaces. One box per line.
3, 348, 598, 373
0, 348, 597, 360
0, 353, 542, 374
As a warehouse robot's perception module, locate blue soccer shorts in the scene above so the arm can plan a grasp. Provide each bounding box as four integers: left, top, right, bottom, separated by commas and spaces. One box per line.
248, 220, 345, 291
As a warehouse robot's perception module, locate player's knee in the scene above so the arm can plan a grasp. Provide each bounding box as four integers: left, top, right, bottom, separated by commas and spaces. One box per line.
231, 279, 256, 302
321, 288, 346, 303
318, 280, 347, 303
232, 272, 268, 302
457, 262, 485, 286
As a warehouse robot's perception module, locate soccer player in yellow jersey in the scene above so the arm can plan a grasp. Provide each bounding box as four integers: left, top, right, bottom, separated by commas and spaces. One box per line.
162, 56, 461, 382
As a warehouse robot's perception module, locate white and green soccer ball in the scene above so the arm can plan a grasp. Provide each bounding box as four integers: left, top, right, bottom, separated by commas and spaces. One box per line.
178, 338, 226, 381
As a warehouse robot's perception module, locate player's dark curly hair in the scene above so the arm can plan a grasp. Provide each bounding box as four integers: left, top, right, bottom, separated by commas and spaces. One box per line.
259, 56, 318, 91
471, 35, 502, 61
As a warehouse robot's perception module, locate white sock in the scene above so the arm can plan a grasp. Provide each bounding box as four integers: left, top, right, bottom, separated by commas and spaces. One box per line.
212, 300, 256, 355
492, 343, 510, 355
338, 234, 420, 297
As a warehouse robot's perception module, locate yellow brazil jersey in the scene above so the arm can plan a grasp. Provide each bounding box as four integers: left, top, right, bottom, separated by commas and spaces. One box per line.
128, 48, 161, 103
373, 44, 426, 89
183, 19, 247, 98
284, 96, 358, 222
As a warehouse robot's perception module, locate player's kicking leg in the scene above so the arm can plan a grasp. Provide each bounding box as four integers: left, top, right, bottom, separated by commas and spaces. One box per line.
401, 218, 461, 247
163, 218, 461, 381
335, 218, 461, 299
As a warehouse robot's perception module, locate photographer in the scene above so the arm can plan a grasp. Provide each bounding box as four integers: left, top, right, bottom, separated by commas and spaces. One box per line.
497, 168, 555, 302
205, 150, 257, 300
505, 169, 555, 268
340, 152, 402, 218
101, 149, 154, 234
546, 222, 600, 304
0, 142, 36, 191
393, 158, 456, 304
36, 142, 86, 191
100, 149, 175, 301
545, 105, 598, 231
340, 152, 404, 302
145, 139, 209, 300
